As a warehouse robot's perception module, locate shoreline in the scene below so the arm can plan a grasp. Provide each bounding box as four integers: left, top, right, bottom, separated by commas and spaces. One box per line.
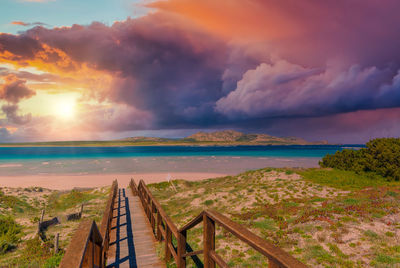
0, 172, 227, 190
0, 143, 339, 148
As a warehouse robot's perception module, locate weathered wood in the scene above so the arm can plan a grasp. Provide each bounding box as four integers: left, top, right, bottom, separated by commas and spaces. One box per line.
156, 211, 162, 241
209, 250, 228, 268
205, 210, 307, 268
99, 180, 118, 267
59, 220, 103, 268
40, 217, 60, 231
183, 249, 203, 257
138, 180, 179, 237
203, 214, 215, 268
177, 230, 187, 267
179, 211, 203, 232
54, 233, 59, 254
165, 226, 172, 262
151, 201, 156, 233
66, 204, 84, 221
107, 187, 165, 268
40, 209, 45, 223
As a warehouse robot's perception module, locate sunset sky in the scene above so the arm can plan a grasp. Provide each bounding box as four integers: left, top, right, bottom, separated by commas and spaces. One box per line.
1, 0, 400, 143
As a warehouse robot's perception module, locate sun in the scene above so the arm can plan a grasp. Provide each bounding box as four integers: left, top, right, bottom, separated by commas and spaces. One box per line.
54, 98, 76, 119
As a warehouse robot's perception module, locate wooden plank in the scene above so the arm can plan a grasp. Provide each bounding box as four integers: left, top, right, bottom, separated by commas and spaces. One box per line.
128, 188, 165, 268
210, 250, 229, 268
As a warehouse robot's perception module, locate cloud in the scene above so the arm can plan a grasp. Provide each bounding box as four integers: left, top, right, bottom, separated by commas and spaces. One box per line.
216, 59, 399, 119
0, 74, 36, 125
0, 74, 36, 103
11, 21, 49, 27
0, 127, 11, 140
1, 0, 400, 142
1, 104, 32, 125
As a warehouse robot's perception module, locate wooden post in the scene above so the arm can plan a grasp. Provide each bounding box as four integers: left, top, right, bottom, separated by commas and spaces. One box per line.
156, 211, 162, 241
37, 221, 41, 235
177, 230, 187, 268
40, 209, 45, 223
54, 233, 59, 254
80, 204, 84, 217
165, 226, 172, 262
203, 214, 215, 268
151, 202, 156, 233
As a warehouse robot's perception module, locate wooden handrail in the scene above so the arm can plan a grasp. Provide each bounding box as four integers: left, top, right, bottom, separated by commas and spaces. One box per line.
59, 220, 103, 268
60, 180, 118, 268
130, 179, 308, 268
99, 180, 118, 267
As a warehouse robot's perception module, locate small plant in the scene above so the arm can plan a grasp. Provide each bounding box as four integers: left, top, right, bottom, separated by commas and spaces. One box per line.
203, 199, 214, 206
0, 215, 22, 254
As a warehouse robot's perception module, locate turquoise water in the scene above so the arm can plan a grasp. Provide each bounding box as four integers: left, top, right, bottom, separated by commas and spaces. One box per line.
0, 145, 362, 162
0, 145, 363, 176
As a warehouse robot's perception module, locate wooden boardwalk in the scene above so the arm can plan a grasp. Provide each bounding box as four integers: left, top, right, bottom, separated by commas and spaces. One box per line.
107, 188, 165, 268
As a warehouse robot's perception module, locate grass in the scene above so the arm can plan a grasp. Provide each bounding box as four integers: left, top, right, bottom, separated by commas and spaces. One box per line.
298, 168, 396, 190
148, 167, 400, 267
0, 186, 109, 267
0, 190, 36, 214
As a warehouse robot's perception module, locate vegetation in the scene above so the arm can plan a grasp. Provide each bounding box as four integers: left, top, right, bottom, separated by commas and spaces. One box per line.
0, 130, 327, 147
0, 186, 109, 267
321, 138, 400, 181
149, 167, 400, 267
0, 216, 22, 254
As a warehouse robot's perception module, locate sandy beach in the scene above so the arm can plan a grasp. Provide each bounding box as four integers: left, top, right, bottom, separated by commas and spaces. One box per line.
0, 172, 227, 190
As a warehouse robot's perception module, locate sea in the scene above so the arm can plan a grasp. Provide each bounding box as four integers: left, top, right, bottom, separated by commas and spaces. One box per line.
0, 145, 363, 176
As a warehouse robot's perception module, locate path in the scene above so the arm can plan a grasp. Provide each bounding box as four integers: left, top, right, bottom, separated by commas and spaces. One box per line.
107, 188, 165, 268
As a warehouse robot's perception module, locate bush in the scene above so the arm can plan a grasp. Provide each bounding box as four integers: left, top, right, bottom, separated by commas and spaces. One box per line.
10, 236, 62, 267
320, 138, 400, 181
0, 215, 22, 254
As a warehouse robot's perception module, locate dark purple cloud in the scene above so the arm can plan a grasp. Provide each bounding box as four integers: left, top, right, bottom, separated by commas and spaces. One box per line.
1, 0, 400, 142
216, 60, 400, 119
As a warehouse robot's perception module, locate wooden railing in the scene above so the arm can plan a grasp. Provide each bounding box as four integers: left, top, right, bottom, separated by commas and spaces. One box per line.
130, 179, 307, 268
60, 180, 118, 268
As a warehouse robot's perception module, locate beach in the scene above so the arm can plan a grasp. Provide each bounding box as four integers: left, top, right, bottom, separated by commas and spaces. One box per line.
0, 155, 321, 189
0, 172, 226, 190
0, 145, 337, 189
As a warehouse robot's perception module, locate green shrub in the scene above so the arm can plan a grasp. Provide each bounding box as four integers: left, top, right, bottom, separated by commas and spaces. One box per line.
0, 215, 22, 254
320, 138, 400, 181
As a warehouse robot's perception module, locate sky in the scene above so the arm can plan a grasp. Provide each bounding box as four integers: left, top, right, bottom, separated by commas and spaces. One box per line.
0, 0, 400, 143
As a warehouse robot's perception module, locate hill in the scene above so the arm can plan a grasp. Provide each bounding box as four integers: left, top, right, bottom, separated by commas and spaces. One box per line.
0, 130, 329, 147
185, 130, 328, 145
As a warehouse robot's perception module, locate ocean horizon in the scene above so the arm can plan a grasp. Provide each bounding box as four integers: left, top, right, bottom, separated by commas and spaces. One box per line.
0, 145, 363, 176
0, 144, 363, 162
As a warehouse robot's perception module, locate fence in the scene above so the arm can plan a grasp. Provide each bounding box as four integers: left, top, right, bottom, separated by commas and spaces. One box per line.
130, 179, 307, 268
59, 180, 118, 268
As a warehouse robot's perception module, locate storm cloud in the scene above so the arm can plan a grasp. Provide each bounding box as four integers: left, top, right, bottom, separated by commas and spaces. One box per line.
1, 0, 400, 142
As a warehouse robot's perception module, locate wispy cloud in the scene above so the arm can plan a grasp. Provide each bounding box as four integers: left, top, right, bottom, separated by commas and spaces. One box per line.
11, 21, 49, 27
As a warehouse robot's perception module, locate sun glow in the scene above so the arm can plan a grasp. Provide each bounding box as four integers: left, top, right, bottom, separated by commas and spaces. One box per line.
54, 98, 76, 119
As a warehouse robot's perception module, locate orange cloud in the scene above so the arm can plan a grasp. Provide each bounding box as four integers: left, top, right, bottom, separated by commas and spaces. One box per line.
149, 0, 300, 41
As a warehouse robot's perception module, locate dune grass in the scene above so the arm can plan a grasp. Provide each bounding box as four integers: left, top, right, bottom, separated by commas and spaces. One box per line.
0, 186, 109, 267
149, 167, 400, 267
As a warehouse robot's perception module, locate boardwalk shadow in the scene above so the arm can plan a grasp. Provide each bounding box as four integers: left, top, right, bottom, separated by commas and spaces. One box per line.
107, 189, 138, 268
